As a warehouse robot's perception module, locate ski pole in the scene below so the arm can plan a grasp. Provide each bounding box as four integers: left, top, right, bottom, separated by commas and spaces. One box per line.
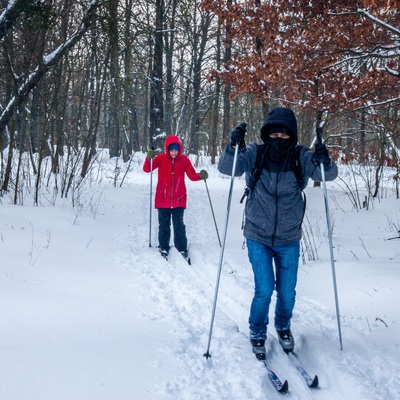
148, 156, 153, 247
204, 179, 222, 247
316, 125, 343, 351
204, 143, 240, 359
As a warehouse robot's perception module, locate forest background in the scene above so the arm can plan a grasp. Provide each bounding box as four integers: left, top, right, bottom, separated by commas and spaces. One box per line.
0, 0, 399, 206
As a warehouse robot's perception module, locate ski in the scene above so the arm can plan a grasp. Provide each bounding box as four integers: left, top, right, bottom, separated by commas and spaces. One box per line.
286, 351, 318, 388
270, 332, 318, 388
181, 253, 191, 265
260, 359, 289, 393
180, 244, 191, 265
156, 246, 191, 264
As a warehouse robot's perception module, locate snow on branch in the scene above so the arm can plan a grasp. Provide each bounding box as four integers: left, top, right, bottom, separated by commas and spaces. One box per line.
0, 0, 27, 41
0, 0, 100, 133
356, 7, 400, 37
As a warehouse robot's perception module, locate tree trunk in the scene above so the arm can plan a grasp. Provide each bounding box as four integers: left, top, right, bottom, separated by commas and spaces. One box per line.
360, 109, 366, 162
189, 11, 212, 155
149, 0, 165, 151
108, 0, 121, 158
164, 0, 177, 137
221, 0, 232, 147
210, 17, 222, 164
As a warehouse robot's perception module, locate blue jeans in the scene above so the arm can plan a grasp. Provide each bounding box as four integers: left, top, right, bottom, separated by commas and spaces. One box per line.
247, 239, 300, 340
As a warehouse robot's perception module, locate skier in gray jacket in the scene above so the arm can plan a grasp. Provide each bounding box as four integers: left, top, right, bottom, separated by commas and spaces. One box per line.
218, 107, 338, 360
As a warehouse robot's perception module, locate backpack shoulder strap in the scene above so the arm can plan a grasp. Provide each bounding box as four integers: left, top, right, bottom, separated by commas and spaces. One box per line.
293, 145, 305, 189
250, 144, 268, 191
293, 145, 307, 228
240, 144, 268, 203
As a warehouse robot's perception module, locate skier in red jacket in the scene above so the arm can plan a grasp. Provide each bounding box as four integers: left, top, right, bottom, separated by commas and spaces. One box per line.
143, 135, 208, 260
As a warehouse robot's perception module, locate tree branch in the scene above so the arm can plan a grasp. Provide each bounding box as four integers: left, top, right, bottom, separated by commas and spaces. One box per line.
0, 0, 100, 133
0, 0, 28, 41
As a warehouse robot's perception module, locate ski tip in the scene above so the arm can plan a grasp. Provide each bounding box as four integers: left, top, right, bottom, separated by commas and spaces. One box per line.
309, 375, 319, 388
279, 380, 289, 393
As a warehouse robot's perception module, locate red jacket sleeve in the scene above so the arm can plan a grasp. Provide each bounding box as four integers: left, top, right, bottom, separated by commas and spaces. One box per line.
183, 156, 202, 181
143, 155, 160, 172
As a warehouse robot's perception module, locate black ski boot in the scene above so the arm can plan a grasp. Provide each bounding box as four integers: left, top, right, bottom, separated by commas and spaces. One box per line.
159, 248, 169, 260
180, 250, 191, 265
250, 339, 266, 361
276, 329, 295, 352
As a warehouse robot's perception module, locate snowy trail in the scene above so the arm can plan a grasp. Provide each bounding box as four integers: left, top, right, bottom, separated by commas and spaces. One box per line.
124, 183, 270, 399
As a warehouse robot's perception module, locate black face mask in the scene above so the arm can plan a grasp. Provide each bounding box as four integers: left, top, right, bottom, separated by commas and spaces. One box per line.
267, 137, 293, 161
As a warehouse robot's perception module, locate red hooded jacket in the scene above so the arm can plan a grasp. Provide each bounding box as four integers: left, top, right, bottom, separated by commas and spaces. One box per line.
143, 135, 202, 209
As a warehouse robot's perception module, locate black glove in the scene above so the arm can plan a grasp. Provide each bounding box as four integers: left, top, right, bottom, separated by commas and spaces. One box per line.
230, 122, 247, 152
314, 143, 330, 167
199, 170, 208, 180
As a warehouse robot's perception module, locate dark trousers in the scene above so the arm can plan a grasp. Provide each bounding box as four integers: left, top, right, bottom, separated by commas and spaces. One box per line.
158, 207, 187, 252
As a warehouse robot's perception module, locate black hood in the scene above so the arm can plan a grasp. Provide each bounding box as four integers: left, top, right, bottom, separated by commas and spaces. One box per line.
260, 107, 298, 144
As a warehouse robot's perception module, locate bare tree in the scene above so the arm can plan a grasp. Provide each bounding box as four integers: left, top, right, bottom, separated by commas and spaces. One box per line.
0, 0, 28, 41
0, 1, 100, 137
221, 0, 232, 147
149, 0, 165, 150
164, 0, 178, 137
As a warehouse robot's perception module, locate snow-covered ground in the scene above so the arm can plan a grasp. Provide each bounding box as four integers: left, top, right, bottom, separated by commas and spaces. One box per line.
1, 153, 400, 399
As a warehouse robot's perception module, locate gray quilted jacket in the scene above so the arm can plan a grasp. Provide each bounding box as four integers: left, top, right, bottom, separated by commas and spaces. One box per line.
218, 142, 338, 247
